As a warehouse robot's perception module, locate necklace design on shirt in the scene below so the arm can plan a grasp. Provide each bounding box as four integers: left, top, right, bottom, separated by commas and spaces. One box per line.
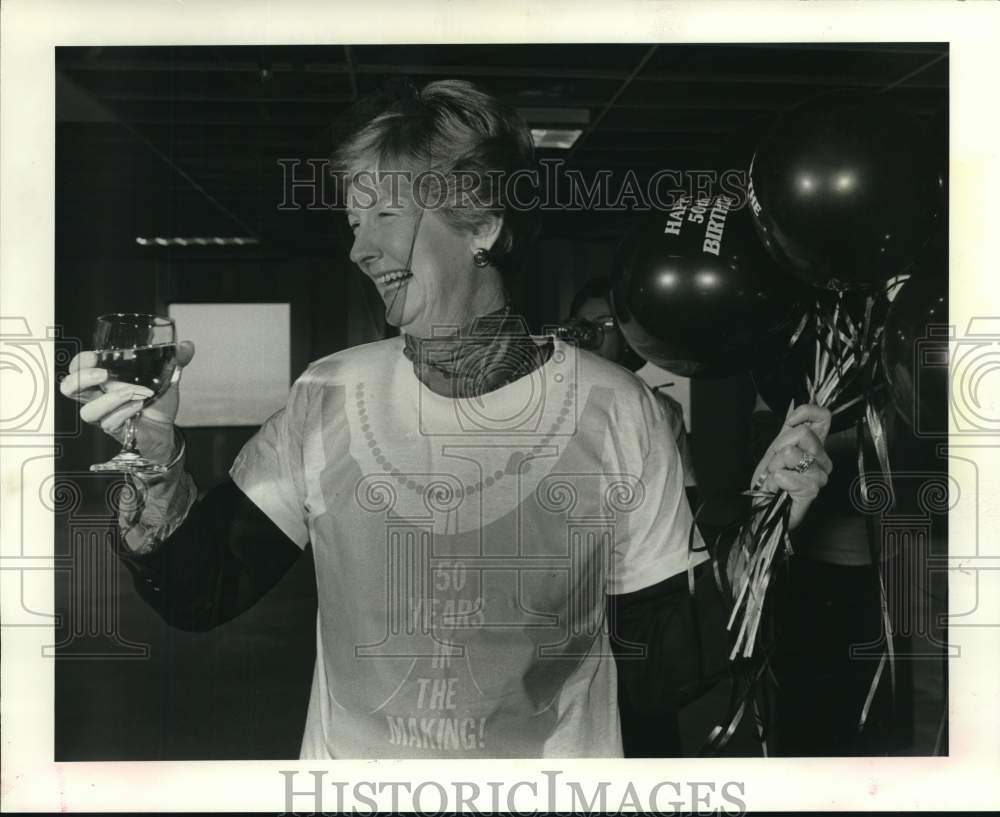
402, 304, 554, 399
354, 350, 577, 499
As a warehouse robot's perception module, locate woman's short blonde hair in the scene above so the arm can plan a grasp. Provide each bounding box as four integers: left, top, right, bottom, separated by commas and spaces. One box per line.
332, 79, 537, 274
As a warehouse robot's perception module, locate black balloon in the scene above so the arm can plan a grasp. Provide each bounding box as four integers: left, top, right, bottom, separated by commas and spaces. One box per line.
882, 271, 949, 433
752, 290, 887, 434
748, 92, 944, 291
611, 194, 807, 378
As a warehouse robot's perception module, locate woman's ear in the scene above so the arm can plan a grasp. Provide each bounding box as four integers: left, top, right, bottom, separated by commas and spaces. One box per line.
470, 214, 504, 256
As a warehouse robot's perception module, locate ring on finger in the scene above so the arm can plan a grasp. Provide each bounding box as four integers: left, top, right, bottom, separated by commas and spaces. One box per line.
794, 452, 816, 473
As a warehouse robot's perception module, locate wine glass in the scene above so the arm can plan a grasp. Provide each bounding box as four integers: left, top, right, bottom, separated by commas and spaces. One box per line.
89, 313, 179, 474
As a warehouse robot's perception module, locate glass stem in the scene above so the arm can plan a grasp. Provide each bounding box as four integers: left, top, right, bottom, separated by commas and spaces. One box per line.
121, 417, 139, 455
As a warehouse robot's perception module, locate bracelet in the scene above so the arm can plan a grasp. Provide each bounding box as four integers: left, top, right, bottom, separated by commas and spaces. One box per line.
163, 425, 186, 471
132, 425, 186, 482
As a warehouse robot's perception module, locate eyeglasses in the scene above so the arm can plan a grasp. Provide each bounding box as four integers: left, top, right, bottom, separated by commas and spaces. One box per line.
555, 315, 618, 350
589, 315, 617, 330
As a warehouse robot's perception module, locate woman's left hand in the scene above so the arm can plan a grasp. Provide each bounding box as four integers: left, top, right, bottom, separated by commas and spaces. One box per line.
751, 404, 833, 529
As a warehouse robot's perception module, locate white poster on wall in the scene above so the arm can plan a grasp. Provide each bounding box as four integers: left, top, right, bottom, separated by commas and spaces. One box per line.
169, 302, 291, 427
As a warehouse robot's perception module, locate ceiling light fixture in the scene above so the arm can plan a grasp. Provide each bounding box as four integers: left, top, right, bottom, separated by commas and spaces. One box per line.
135, 236, 259, 247
530, 128, 584, 149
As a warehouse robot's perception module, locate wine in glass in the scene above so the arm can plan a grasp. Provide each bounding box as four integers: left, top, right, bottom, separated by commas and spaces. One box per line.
90, 313, 179, 474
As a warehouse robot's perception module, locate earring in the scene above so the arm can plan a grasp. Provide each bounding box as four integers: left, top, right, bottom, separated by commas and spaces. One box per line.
472, 248, 490, 268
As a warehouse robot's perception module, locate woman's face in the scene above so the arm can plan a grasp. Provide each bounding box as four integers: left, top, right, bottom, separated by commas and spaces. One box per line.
346, 173, 503, 338
574, 296, 626, 364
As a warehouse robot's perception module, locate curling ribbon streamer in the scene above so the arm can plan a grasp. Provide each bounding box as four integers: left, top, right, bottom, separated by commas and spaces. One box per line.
855, 396, 898, 734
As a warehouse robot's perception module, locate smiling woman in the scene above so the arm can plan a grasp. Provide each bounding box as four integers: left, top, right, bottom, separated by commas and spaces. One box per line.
332, 80, 549, 396
343, 171, 506, 339
60, 76, 831, 760
333, 79, 536, 271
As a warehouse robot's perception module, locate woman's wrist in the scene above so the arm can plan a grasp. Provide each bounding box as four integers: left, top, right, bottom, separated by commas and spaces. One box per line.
119, 469, 197, 556
132, 418, 182, 466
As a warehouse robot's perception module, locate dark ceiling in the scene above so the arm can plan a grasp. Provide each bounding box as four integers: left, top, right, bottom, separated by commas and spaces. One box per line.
55, 43, 948, 257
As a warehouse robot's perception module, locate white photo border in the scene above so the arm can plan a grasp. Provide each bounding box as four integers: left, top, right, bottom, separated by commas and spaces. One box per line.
2, 0, 999, 811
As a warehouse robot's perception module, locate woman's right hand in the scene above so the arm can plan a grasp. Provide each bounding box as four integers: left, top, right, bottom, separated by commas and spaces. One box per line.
60, 341, 196, 457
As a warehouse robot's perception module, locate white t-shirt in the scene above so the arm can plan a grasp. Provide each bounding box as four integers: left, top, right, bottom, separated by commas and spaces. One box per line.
230, 336, 705, 758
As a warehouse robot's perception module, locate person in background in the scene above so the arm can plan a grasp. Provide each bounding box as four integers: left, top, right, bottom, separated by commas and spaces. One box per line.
568, 274, 909, 755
